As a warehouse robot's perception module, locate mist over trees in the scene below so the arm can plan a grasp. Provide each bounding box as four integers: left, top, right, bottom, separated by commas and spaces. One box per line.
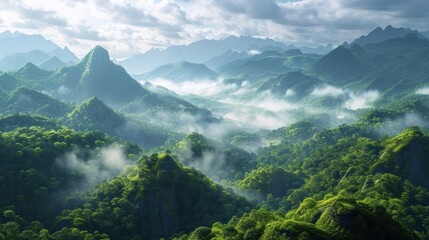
1, 25, 429, 239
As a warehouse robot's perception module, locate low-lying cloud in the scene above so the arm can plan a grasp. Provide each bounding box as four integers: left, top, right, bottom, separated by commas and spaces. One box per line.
56, 145, 130, 187
311, 85, 346, 97
416, 87, 429, 95
374, 113, 428, 136
344, 90, 380, 110
142, 78, 238, 96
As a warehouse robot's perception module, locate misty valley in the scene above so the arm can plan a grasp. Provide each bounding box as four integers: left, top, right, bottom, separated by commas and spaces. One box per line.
1, 25, 429, 240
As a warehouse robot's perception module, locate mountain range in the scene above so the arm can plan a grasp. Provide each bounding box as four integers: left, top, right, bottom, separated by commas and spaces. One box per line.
1, 25, 429, 240
0, 31, 79, 71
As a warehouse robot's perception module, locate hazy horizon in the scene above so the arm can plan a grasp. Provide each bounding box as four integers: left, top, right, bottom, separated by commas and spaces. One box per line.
1, 0, 428, 59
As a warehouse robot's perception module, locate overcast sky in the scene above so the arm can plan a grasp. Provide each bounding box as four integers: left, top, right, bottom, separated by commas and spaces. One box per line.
1, 0, 428, 58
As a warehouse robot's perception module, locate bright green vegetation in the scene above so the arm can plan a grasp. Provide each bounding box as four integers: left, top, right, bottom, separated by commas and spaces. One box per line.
181, 197, 417, 240
0, 126, 139, 226
2, 87, 71, 118
56, 153, 251, 239
2, 28, 429, 240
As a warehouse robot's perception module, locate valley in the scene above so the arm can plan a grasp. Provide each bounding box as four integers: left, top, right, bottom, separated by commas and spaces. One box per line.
0, 23, 428, 240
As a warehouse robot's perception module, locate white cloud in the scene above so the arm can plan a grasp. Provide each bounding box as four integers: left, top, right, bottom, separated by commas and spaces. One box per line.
142, 78, 238, 96
56, 145, 130, 187
248, 49, 261, 55
344, 90, 380, 110
416, 87, 429, 95
311, 85, 346, 97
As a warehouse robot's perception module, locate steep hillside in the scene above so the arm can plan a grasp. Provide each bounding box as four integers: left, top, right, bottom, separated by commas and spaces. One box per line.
65, 97, 125, 132
65, 97, 175, 149
183, 197, 417, 240
50, 46, 149, 106
312, 46, 366, 82
0, 73, 21, 92
11, 62, 52, 81
374, 128, 429, 188
57, 153, 251, 239
3, 87, 71, 118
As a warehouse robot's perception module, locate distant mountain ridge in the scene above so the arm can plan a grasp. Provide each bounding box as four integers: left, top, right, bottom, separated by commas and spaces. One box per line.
38, 56, 68, 71
118, 36, 293, 74
137, 61, 218, 82
0, 31, 58, 59
351, 25, 427, 46
0, 31, 79, 71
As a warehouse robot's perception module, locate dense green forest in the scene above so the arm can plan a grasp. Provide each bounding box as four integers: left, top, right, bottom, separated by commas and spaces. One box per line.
1, 25, 429, 240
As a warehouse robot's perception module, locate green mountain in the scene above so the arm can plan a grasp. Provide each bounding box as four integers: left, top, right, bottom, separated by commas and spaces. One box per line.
183, 197, 417, 240
65, 97, 176, 149
138, 61, 219, 82
373, 128, 429, 189
57, 153, 251, 239
219, 50, 320, 82
0, 114, 58, 131
11, 62, 52, 81
348, 43, 370, 62
38, 56, 67, 71
2, 87, 71, 118
50, 46, 149, 106
65, 97, 125, 132
312, 45, 366, 82
120, 92, 219, 128
363, 33, 429, 56
0, 73, 21, 92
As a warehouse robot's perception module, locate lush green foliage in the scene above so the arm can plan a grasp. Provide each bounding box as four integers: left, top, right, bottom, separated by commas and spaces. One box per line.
57, 153, 251, 239
181, 197, 417, 240
0, 126, 138, 225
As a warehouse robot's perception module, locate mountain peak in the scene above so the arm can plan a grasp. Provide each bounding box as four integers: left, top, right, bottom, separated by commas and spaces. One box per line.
89, 45, 110, 61
13, 62, 50, 80
80, 45, 110, 67
312, 45, 364, 80
67, 96, 124, 129
84, 96, 106, 107
385, 25, 394, 30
